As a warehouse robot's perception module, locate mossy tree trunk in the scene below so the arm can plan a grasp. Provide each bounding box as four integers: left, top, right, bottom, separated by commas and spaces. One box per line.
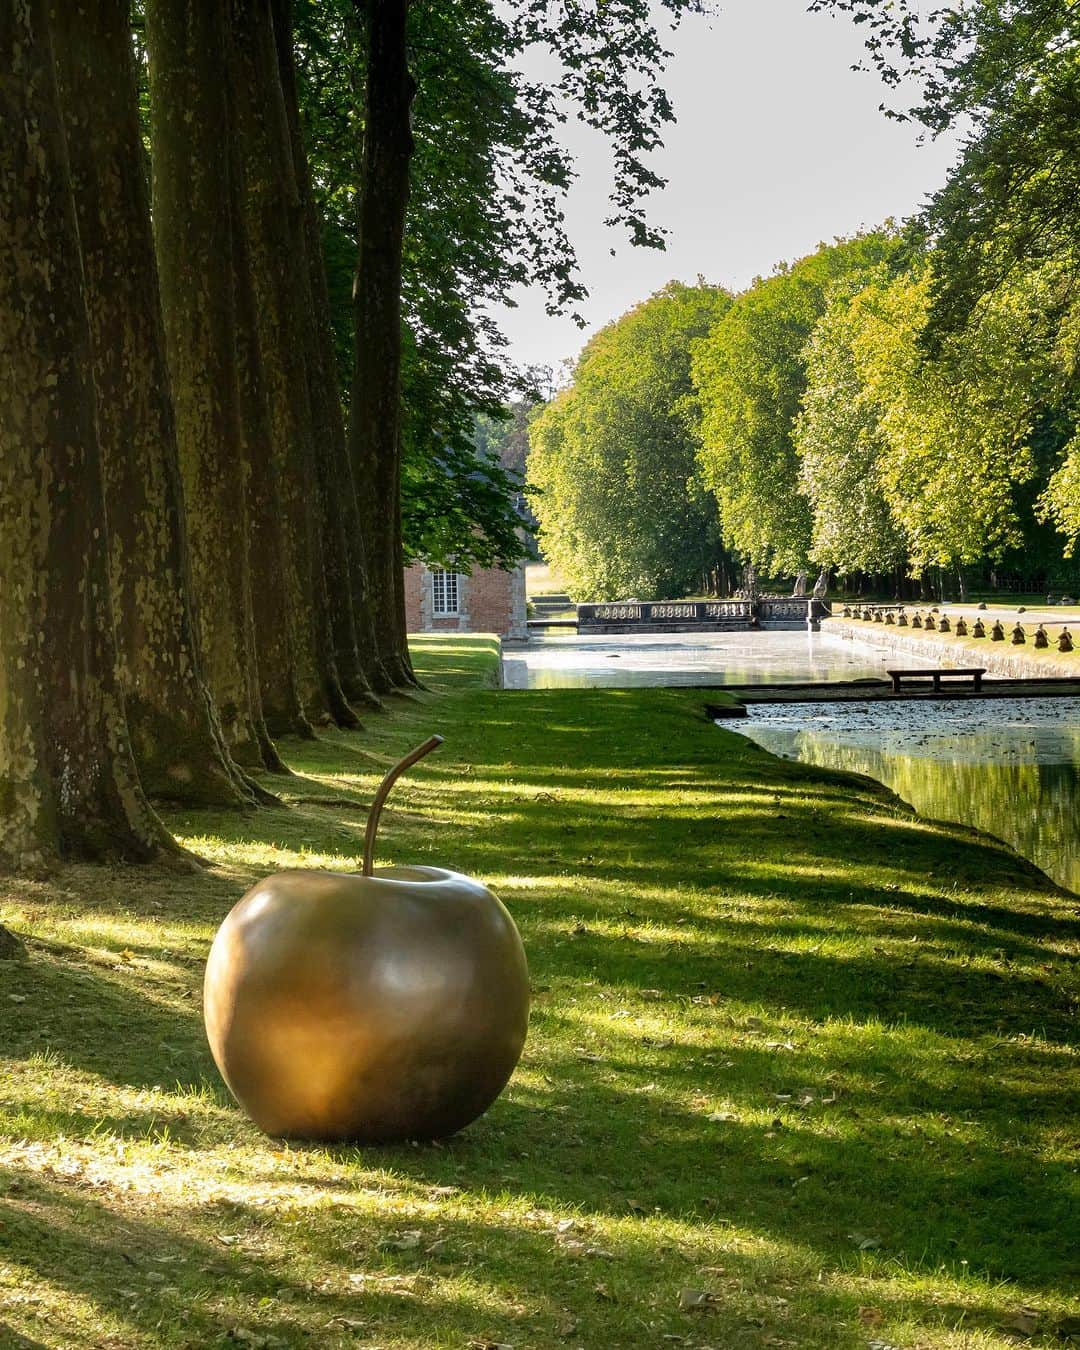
230, 171, 312, 749
271, 0, 385, 709
144, 0, 278, 772
347, 0, 418, 690
49, 0, 266, 809
0, 0, 181, 871
228, 0, 359, 730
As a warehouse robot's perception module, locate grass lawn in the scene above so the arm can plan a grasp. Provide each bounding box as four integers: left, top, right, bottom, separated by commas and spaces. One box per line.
525, 562, 570, 599
1, 635, 1078, 1349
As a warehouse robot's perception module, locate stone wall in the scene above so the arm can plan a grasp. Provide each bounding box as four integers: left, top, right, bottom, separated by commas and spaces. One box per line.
826, 618, 1078, 679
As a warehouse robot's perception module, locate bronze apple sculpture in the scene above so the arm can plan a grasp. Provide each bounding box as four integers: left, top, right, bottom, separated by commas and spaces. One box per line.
203, 737, 529, 1142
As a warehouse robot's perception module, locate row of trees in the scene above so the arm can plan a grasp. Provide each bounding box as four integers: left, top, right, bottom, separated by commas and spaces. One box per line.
529, 284, 732, 598
0, 0, 699, 874
529, 2, 1080, 601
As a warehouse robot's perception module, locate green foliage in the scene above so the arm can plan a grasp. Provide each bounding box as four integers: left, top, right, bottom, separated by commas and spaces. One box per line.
809, 0, 1080, 555
692, 233, 899, 574
473, 393, 544, 480
527, 282, 733, 600
796, 277, 906, 575
843, 269, 1044, 572
293, 0, 705, 569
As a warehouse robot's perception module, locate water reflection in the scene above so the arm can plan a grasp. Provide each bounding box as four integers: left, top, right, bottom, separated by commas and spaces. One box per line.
730, 699, 1080, 894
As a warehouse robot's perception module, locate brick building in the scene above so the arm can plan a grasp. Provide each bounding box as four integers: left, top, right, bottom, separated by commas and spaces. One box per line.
404, 561, 528, 640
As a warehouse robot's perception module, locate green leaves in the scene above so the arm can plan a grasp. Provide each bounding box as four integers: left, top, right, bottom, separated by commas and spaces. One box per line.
691, 233, 899, 575
528, 283, 732, 601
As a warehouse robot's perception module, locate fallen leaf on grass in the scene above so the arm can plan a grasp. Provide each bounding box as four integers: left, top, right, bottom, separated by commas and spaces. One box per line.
708, 1111, 737, 1122
679, 1288, 722, 1311
557, 1237, 615, 1258
215, 1233, 243, 1246
380, 1229, 422, 1251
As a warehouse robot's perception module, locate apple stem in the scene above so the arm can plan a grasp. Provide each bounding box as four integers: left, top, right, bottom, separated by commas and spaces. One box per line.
362, 735, 445, 876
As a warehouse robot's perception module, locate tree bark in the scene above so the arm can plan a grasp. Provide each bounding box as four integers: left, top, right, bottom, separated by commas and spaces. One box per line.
49, 0, 268, 809
144, 0, 279, 772
0, 1, 182, 870
230, 167, 313, 747
228, 0, 360, 730
347, 0, 418, 689
270, 0, 385, 710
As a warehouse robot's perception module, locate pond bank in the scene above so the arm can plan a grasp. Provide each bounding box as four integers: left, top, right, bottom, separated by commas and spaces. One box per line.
729, 695, 1080, 894
826, 615, 1079, 678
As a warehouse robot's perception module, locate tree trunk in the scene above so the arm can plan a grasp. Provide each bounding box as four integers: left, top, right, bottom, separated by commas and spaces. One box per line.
49, 0, 268, 809
347, 0, 417, 689
230, 174, 313, 748
271, 0, 384, 710
0, 1, 182, 870
144, 0, 279, 772
228, 0, 359, 730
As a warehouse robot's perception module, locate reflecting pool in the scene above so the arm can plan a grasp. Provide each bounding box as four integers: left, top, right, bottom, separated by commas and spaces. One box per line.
729, 698, 1080, 893
503, 631, 933, 690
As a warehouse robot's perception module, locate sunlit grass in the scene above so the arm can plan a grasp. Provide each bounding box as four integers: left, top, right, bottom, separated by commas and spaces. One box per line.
0, 634, 1077, 1347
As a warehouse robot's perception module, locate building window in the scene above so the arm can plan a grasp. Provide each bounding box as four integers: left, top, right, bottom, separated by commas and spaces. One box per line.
431, 569, 460, 616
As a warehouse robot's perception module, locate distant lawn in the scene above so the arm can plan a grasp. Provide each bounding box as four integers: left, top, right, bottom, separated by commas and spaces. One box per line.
525, 560, 570, 599
1, 635, 1077, 1348
833, 590, 1080, 615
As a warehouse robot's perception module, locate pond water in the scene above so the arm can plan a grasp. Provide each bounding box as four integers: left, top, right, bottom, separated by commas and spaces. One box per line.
502, 630, 931, 690
728, 698, 1080, 894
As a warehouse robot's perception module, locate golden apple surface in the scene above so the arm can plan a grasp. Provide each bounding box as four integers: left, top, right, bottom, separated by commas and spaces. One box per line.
204, 865, 529, 1142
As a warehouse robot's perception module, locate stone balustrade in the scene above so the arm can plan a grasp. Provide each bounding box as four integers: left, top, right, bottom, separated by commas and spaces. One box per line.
577, 597, 832, 633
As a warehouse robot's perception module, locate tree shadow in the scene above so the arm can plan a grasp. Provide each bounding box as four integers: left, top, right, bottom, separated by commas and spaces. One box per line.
3, 677, 1077, 1345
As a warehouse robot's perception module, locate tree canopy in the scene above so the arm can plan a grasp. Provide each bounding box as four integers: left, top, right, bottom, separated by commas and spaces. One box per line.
691, 233, 900, 575
528, 282, 733, 600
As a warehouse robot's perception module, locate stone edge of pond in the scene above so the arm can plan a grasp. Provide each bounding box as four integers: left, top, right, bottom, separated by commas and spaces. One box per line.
824, 617, 1080, 681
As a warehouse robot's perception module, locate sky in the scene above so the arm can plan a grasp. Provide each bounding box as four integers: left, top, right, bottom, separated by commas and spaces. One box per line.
494, 0, 960, 378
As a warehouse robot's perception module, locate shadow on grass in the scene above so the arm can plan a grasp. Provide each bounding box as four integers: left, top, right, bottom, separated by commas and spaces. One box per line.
2, 667, 1077, 1345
